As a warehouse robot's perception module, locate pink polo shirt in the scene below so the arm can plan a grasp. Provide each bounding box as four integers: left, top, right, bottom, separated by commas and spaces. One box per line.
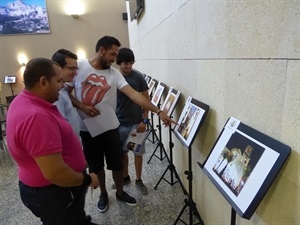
6, 90, 86, 187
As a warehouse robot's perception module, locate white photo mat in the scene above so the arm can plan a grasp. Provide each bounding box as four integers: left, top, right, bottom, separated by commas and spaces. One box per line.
161, 87, 180, 116
173, 96, 209, 148
151, 82, 166, 106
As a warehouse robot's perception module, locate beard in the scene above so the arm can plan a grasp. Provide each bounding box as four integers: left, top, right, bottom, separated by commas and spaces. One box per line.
100, 58, 110, 70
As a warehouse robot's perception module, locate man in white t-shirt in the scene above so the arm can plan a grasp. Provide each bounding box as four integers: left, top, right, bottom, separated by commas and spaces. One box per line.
67, 36, 173, 213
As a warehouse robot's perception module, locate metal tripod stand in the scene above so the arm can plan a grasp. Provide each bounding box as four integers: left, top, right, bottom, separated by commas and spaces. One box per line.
154, 123, 188, 195
174, 145, 205, 225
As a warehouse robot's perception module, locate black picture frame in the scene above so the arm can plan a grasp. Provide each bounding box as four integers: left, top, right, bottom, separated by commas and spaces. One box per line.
4, 76, 16, 84
128, 0, 144, 21
202, 117, 291, 219
173, 96, 209, 148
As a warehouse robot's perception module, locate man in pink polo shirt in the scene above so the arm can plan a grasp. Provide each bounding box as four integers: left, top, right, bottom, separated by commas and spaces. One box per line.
6, 58, 99, 225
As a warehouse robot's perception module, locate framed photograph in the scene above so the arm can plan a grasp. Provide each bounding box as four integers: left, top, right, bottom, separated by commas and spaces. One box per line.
173, 96, 209, 148
148, 78, 157, 95
202, 117, 291, 219
161, 87, 181, 116
0, 0, 50, 35
151, 82, 166, 106
4, 75, 16, 84
145, 75, 151, 84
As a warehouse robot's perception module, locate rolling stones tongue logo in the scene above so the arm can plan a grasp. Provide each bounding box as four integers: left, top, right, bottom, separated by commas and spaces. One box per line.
81, 74, 110, 106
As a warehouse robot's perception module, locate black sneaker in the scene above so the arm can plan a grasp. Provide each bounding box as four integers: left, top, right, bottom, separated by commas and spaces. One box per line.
85, 215, 92, 222
83, 215, 100, 225
111, 175, 131, 189
97, 193, 108, 213
116, 191, 137, 206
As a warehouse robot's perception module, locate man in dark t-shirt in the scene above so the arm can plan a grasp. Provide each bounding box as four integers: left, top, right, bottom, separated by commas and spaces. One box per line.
116, 48, 149, 195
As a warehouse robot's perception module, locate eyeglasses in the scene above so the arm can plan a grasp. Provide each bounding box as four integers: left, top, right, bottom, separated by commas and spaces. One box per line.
64, 66, 78, 71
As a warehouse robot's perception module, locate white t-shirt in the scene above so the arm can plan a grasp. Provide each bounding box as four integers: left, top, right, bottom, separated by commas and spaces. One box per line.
54, 86, 83, 138
68, 59, 128, 131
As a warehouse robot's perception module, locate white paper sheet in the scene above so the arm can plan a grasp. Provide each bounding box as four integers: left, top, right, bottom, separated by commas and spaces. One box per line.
83, 103, 119, 137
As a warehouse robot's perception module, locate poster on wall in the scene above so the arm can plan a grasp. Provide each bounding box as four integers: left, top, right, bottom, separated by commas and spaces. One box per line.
0, 0, 50, 35
173, 96, 209, 148
202, 117, 291, 219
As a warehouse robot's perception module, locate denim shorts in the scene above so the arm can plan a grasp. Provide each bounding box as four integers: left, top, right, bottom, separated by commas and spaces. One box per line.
118, 124, 146, 156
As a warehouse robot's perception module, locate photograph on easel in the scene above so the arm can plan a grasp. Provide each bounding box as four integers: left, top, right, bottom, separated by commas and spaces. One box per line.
151, 82, 166, 106
173, 96, 209, 147
161, 87, 180, 116
145, 75, 151, 84
147, 78, 157, 95
212, 131, 264, 196
202, 117, 291, 219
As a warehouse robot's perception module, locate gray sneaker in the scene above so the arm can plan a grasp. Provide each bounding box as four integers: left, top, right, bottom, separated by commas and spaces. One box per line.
111, 176, 131, 189
136, 180, 148, 195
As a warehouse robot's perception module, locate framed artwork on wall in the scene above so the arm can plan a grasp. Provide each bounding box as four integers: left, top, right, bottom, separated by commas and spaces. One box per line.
0, 0, 50, 35
161, 87, 181, 116
151, 82, 166, 106
173, 96, 209, 148
202, 117, 291, 219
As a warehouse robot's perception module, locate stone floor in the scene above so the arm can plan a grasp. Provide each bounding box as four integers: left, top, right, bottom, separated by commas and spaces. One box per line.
0, 140, 194, 225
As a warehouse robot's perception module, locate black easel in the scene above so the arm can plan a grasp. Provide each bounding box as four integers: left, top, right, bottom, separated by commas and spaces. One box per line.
154, 122, 188, 195
146, 111, 157, 143
147, 104, 168, 163
146, 92, 157, 143
174, 146, 204, 225
230, 208, 236, 225
10, 83, 15, 96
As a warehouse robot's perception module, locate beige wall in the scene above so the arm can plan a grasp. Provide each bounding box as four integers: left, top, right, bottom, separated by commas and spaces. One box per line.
127, 0, 299, 224
0, 0, 129, 102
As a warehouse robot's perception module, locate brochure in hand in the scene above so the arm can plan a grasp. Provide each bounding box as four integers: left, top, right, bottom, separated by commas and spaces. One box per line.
124, 128, 149, 155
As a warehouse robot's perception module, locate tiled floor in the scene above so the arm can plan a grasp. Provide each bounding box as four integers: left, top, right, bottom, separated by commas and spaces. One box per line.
0, 140, 194, 225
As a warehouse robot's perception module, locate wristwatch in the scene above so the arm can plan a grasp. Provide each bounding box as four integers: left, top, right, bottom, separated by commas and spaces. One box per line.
142, 118, 149, 124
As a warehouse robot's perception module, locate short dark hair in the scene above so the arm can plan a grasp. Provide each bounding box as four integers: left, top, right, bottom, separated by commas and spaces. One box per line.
23, 58, 59, 89
51, 49, 78, 68
116, 48, 135, 65
95, 36, 121, 52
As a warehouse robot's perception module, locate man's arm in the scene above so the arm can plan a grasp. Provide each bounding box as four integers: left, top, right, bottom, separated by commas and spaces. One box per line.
35, 153, 99, 188
120, 84, 174, 126
66, 85, 100, 117
141, 90, 150, 119
136, 90, 150, 133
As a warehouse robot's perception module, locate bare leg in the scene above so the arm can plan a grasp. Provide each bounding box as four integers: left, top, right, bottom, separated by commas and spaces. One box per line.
123, 153, 129, 178
135, 155, 143, 180
97, 168, 107, 194
113, 170, 124, 196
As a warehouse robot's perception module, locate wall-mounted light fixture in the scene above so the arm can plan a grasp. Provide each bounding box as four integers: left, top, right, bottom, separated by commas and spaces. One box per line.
77, 50, 86, 60
18, 53, 28, 66
64, 0, 85, 18
71, 14, 80, 18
